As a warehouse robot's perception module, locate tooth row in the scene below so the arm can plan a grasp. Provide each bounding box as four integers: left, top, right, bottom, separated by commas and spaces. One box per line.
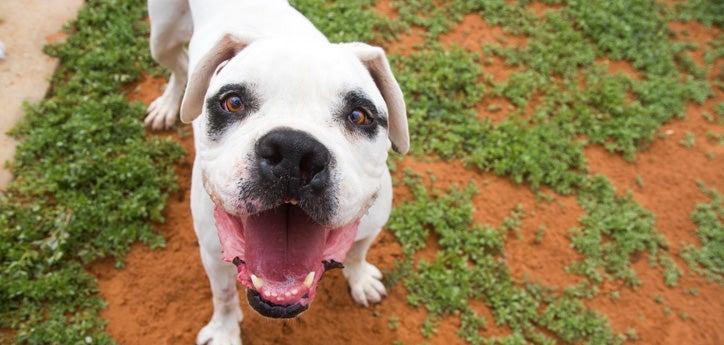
262, 288, 304, 301
251, 271, 315, 301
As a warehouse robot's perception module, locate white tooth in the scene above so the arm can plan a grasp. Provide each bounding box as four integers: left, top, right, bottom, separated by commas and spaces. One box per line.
303, 271, 315, 288
251, 274, 264, 290
290, 199, 299, 205
264, 291, 272, 297
291, 288, 298, 295
277, 296, 284, 301
285, 291, 291, 297
271, 292, 277, 297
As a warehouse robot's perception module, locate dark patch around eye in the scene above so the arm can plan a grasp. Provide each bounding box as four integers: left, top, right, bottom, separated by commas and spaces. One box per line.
337, 90, 387, 139
206, 83, 260, 139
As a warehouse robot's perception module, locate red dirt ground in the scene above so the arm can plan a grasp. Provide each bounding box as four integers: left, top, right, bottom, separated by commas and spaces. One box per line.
373, 0, 424, 56
583, 93, 724, 345
94, 6, 723, 345
527, 2, 564, 17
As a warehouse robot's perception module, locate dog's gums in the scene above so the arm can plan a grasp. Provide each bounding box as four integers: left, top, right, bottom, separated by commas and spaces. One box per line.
213, 204, 358, 318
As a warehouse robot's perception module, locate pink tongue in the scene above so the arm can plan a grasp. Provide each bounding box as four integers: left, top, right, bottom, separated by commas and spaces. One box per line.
242, 205, 326, 282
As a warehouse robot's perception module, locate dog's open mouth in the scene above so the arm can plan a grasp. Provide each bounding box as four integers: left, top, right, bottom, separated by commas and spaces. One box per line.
214, 203, 358, 318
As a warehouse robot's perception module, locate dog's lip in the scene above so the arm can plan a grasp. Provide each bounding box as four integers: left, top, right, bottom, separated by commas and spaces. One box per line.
246, 289, 309, 319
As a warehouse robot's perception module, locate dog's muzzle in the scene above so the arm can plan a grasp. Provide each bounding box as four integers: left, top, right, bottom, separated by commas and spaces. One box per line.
213, 127, 353, 319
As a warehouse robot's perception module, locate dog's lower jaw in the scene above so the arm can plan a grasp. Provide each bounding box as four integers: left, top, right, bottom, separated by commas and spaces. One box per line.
246, 289, 308, 319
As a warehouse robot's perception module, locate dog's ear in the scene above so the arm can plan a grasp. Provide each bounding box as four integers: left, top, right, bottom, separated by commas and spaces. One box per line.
180, 33, 255, 123
340, 43, 409, 154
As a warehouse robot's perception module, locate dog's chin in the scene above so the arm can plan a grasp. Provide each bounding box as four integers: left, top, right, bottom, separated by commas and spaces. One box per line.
213, 203, 359, 319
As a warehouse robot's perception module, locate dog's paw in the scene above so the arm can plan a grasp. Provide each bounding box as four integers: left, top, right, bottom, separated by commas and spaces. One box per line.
144, 92, 180, 130
196, 317, 242, 345
343, 261, 387, 307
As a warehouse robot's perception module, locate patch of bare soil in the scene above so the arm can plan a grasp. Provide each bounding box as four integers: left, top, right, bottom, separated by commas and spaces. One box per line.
440, 13, 526, 84
385, 27, 425, 56
440, 14, 527, 124
373, 0, 424, 56
526, 1, 564, 17
596, 58, 643, 80
476, 96, 515, 123
440, 14, 527, 51
669, 21, 721, 67
393, 157, 583, 289
583, 89, 724, 344
373, 0, 398, 20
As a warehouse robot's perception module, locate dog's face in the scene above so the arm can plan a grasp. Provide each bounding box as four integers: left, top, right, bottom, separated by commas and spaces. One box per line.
181, 35, 408, 319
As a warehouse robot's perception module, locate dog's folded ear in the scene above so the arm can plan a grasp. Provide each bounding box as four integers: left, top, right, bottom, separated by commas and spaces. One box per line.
180, 33, 256, 123
339, 43, 410, 155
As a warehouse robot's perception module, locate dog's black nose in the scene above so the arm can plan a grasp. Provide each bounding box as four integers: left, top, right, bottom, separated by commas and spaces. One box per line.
255, 128, 331, 192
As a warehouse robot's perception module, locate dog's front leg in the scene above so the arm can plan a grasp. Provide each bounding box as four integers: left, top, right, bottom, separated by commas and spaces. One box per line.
343, 172, 392, 307
343, 230, 388, 307
192, 169, 243, 345
196, 247, 243, 345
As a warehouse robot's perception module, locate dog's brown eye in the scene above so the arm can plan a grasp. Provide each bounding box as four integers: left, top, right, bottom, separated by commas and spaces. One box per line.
348, 108, 372, 126
222, 95, 244, 113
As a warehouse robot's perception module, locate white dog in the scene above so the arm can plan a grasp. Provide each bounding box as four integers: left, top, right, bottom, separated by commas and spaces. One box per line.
145, 0, 409, 344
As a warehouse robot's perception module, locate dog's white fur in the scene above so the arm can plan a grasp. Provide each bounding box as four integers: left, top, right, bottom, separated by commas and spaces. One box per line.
147, 1, 408, 344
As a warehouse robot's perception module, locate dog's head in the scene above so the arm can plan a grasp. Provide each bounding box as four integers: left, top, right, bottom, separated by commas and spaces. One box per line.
181, 34, 408, 318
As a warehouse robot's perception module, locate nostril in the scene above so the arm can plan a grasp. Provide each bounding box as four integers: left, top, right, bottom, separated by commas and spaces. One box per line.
267, 150, 283, 165
309, 171, 328, 191
258, 142, 283, 165
299, 153, 322, 176
299, 151, 329, 186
